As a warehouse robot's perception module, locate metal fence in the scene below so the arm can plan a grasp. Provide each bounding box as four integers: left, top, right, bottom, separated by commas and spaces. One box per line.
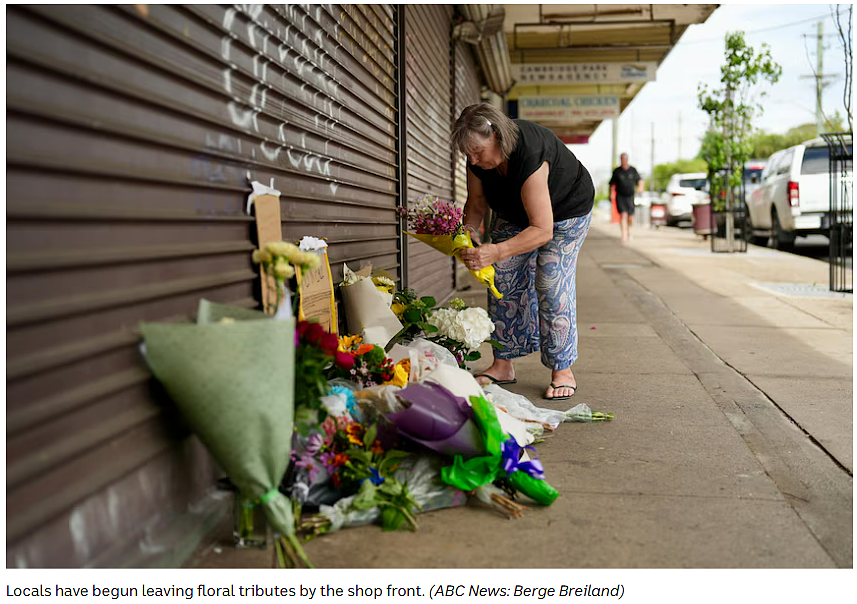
709, 166, 748, 253
822, 132, 853, 293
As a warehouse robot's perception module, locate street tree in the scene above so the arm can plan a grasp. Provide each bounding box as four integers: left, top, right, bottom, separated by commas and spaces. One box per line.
649, 158, 708, 191
732, 118, 845, 160
698, 32, 781, 212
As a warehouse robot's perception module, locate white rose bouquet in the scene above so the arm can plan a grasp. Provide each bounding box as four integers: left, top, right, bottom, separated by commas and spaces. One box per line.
425, 299, 500, 368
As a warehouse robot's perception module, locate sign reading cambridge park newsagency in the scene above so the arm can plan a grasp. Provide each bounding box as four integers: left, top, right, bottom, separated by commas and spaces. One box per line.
512, 62, 657, 84
518, 95, 620, 124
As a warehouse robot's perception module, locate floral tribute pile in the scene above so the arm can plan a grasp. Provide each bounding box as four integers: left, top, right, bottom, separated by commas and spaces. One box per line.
139, 199, 612, 569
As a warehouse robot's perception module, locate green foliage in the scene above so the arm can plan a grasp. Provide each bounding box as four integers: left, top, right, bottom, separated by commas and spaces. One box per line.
746, 124, 814, 159
652, 158, 709, 191
340, 448, 419, 532
391, 288, 438, 343
698, 31, 781, 210
745, 116, 845, 159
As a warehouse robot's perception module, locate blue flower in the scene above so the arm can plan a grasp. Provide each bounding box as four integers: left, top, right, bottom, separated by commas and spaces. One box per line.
368, 467, 385, 485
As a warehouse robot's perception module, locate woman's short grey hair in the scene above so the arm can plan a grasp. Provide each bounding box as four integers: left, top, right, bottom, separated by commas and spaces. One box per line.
451, 103, 519, 160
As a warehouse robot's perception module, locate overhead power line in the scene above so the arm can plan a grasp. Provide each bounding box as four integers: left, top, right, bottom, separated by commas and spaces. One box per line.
681, 13, 834, 45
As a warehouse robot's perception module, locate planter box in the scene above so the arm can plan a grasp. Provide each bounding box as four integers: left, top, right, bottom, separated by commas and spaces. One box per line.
692, 203, 713, 236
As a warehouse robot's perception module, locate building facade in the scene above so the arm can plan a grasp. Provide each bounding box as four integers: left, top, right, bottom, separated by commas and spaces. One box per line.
6, 4, 482, 567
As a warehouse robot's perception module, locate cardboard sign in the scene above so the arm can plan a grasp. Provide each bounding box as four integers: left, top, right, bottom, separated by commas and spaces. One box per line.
296, 250, 337, 333
252, 193, 282, 314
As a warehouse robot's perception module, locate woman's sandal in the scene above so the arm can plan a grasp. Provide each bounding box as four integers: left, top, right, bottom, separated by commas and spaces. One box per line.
544, 382, 576, 401
475, 373, 517, 386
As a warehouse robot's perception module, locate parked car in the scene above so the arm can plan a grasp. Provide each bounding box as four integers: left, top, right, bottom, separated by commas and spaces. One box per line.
662, 173, 709, 226
747, 138, 853, 249
634, 191, 660, 209
743, 159, 766, 205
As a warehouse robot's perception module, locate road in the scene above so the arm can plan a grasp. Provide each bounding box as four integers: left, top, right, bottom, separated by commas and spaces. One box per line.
664, 223, 853, 271
786, 233, 853, 270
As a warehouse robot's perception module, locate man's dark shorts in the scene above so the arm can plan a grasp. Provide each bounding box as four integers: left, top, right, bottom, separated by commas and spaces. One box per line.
616, 194, 635, 215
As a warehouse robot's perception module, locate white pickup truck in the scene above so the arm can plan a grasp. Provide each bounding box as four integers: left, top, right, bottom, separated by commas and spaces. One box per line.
747, 138, 853, 250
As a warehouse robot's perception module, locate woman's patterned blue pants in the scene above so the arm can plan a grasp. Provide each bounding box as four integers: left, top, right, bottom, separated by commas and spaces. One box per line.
487, 211, 592, 370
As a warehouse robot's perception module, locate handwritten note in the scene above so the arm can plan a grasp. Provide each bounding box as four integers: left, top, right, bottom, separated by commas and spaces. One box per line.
297, 250, 337, 332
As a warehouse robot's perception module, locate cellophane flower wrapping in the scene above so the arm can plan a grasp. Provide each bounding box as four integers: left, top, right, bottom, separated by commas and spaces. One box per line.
386, 381, 487, 459
406, 231, 502, 299
399, 195, 502, 299
316, 455, 468, 532
441, 394, 559, 506
139, 299, 310, 567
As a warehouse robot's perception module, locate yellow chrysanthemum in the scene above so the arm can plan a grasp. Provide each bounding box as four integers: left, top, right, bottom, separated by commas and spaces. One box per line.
251, 249, 273, 264
294, 251, 321, 271
265, 241, 300, 258
273, 258, 295, 279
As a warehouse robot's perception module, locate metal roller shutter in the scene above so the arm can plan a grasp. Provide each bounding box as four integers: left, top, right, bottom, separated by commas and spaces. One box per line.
404, 4, 456, 303
452, 40, 482, 205
6, 4, 400, 567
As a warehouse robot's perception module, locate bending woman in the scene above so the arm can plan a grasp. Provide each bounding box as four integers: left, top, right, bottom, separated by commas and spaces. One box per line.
454, 103, 593, 400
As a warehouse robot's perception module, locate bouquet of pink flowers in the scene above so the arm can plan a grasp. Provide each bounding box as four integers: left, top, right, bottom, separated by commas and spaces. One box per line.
398, 195, 502, 299
399, 196, 465, 236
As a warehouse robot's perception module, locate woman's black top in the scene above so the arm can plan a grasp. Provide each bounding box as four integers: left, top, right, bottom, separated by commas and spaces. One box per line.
468, 119, 594, 228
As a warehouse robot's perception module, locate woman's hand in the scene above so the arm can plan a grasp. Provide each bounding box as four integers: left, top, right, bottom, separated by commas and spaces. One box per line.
463, 225, 482, 246
459, 243, 500, 271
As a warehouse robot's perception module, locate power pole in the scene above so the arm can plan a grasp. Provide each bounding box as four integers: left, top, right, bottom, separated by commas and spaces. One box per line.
801, 21, 835, 134
630, 110, 634, 159
678, 111, 682, 160
816, 21, 824, 133
612, 118, 619, 169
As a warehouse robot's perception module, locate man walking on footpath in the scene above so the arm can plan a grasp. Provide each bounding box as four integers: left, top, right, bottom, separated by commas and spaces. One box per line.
609, 153, 644, 243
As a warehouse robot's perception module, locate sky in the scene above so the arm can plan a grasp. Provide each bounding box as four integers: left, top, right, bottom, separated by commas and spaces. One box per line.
566, 2, 852, 189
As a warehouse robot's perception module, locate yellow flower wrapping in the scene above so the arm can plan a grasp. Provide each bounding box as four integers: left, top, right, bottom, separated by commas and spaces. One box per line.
405, 231, 502, 299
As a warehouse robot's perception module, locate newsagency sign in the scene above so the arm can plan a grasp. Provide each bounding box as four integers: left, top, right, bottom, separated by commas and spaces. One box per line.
518, 95, 620, 123
512, 62, 657, 84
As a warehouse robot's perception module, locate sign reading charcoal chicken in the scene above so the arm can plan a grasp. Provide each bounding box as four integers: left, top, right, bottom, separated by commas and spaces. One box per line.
517, 95, 621, 124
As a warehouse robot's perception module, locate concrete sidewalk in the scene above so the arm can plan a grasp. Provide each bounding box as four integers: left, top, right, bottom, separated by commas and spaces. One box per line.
187, 220, 852, 569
